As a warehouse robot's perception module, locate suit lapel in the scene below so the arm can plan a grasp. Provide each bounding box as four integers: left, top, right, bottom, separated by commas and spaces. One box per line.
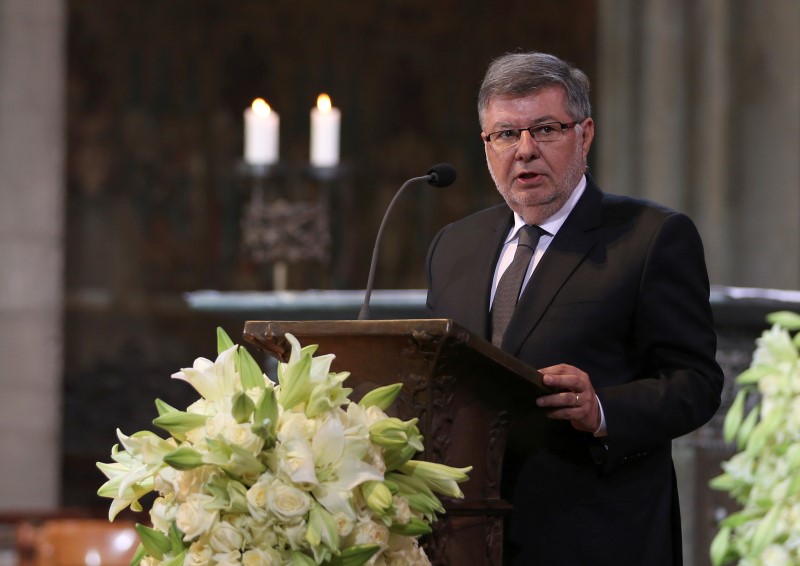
468, 209, 513, 338
501, 180, 604, 354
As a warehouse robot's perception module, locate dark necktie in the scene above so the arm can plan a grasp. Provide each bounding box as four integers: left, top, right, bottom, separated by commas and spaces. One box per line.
491, 225, 545, 347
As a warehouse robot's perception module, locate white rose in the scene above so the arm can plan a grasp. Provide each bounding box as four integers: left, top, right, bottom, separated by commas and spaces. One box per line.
154, 467, 178, 496
184, 540, 213, 566
266, 481, 313, 522
279, 411, 318, 442
351, 518, 389, 548
213, 550, 242, 566
247, 479, 271, 522
333, 512, 354, 537
760, 543, 791, 566
206, 412, 232, 440
150, 495, 177, 533
223, 418, 264, 454
209, 520, 245, 553
392, 496, 412, 524
243, 547, 283, 566
249, 520, 279, 549
174, 466, 216, 502
280, 521, 308, 549
176, 493, 219, 541
386, 533, 430, 566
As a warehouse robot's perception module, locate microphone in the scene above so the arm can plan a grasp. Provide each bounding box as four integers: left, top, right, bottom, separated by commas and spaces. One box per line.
358, 163, 457, 320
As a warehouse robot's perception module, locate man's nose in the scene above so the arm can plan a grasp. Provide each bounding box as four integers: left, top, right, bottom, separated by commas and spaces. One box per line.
514, 129, 540, 160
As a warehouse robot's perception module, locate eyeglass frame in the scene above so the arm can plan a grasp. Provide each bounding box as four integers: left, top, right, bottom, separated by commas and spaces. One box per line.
482, 121, 580, 148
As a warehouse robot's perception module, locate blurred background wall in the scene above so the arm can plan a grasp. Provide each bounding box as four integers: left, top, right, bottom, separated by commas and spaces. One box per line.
0, 1, 797, 564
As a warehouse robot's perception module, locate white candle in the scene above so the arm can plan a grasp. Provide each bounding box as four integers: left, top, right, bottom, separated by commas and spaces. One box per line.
244, 98, 279, 165
310, 93, 341, 168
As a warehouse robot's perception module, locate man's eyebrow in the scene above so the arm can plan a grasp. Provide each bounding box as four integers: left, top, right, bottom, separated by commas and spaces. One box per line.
531, 115, 561, 125
490, 115, 563, 130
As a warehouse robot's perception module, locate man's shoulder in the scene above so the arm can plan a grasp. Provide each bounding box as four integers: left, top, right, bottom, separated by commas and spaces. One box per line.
443, 202, 509, 232
599, 190, 689, 224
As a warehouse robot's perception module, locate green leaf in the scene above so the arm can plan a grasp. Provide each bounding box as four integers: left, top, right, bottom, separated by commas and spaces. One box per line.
751, 504, 781, 556
722, 388, 747, 444
746, 408, 784, 458
239, 345, 265, 390
135, 523, 171, 560
154, 398, 179, 416
709, 526, 730, 566
766, 310, 800, 330
291, 551, 317, 566
736, 405, 760, 449
129, 543, 146, 566
720, 511, 757, 528
216, 326, 235, 355
736, 365, 776, 385
169, 522, 185, 555
708, 473, 736, 492
388, 516, 432, 536
325, 544, 381, 566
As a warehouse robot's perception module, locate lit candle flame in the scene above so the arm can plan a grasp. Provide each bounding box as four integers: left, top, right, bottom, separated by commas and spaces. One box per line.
252, 98, 271, 117
316, 94, 332, 113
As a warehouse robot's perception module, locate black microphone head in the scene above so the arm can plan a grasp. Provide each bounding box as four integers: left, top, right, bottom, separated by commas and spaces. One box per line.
426, 163, 457, 187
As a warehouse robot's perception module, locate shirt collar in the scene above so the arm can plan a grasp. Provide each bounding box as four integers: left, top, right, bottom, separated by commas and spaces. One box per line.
507, 175, 587, 241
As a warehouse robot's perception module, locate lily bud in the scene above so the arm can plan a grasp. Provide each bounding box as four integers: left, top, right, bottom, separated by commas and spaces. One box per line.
388, 516, 432, 536
369, 418, 412, 449
239, 345, 266, 390
361, 480, 394, 516
399, 460, 472, 499
163, 446, 205, 470
216, 326, 235, 355
305, 504, 340, 562
253, 384, 279, 440
358, 383, 403, 411
231, 391, 255, 424
152, 411, 208, 437
382, 443, 419, 471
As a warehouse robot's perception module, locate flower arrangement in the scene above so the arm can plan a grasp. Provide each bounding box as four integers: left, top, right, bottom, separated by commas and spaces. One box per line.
710, 310, 800, 566
97, 328, 471, 565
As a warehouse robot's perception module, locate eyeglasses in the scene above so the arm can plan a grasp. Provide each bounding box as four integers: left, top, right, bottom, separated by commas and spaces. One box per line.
482, 121, 579, 150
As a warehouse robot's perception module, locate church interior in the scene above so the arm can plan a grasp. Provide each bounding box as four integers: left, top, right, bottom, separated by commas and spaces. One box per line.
0, 1, 798, 564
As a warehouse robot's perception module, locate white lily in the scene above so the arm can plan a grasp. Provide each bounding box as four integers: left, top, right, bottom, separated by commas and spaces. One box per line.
172, 344, 240, 408
278, 413, 383, 517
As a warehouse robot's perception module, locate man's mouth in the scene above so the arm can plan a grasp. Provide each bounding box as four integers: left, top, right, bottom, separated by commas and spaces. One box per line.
516, 171, 543, 183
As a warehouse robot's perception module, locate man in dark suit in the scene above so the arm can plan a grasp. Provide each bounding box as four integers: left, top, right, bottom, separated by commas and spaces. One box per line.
425, 52, 723, 565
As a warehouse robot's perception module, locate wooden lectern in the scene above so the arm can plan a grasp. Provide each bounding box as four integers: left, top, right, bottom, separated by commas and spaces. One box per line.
243, 318, 551, 565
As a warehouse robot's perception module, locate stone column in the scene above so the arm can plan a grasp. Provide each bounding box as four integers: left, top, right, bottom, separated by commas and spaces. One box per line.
0, 0, 66, 510
732, 0, 800, 288
596, 0, 800, 289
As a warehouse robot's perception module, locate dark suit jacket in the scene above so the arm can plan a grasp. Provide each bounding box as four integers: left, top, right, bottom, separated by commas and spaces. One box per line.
425, 176, 723, 565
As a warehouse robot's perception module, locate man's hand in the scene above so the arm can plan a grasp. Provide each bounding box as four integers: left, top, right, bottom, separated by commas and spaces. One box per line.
536, 364, 601, 434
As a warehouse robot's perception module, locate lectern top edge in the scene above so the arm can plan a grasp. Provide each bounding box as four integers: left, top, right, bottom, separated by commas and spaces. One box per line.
242, 318, 547, 392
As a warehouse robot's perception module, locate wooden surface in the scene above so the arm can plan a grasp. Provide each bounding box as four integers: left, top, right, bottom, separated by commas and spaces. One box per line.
243, 318, 552, 565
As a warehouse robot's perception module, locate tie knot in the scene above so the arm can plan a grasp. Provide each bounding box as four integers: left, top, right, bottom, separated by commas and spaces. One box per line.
517, 224, 546, 250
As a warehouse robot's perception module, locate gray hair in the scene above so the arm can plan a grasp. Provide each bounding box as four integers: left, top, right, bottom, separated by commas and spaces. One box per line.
478, 52, 591, 128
